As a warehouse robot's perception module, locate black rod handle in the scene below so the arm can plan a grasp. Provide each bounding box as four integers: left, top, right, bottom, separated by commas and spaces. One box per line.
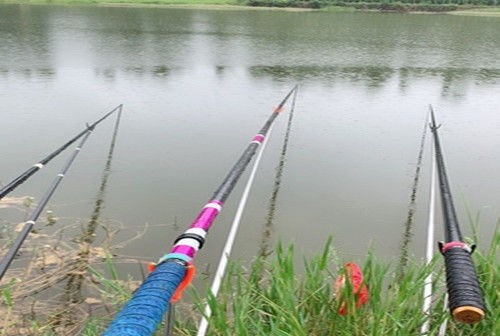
441, 244, 486, 323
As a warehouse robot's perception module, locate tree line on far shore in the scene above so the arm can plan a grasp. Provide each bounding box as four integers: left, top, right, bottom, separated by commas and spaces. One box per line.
247, 0, 499, 9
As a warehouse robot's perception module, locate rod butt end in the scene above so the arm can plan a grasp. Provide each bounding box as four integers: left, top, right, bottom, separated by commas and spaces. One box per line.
452, 306, 485, 324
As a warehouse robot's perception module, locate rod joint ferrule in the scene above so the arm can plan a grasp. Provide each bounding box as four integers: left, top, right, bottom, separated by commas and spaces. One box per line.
86, 122, 96, 131
174, 233, 206, 249
157, 253, 191, 266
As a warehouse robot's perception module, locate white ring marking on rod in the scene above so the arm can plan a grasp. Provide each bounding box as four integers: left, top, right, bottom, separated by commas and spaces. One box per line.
203, 203, 222, 212
174, 238, 200, 250
26, 220, 35, 225
58, 173, 65, 177
33, 163, 44, 169
186, 228, 207, 238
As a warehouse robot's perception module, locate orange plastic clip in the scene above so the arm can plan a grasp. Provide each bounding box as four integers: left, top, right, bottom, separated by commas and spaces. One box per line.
148, 262, 157, 273
273, 106, 285, 114
171, 264, 196, 303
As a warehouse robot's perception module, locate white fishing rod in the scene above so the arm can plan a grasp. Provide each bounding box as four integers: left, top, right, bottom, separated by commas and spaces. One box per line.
421, 107, 451, 335
438, 294, 450, 336
196, 122, 274, 336
421, 118, 437, 335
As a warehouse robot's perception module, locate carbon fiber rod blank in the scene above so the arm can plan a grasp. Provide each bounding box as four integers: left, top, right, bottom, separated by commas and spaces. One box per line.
429, 106, 485, 324
103, 86, 297, 336
0, 127, 95, 281
0, 104, 121, 200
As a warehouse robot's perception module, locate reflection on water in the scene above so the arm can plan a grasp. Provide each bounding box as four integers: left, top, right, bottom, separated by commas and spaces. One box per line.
260, 89, 298, 259
3, 63, 496, 99
83, 108, 122, 246
94, 65, 177, 80
1, 4, 499, 277
54, 109, 122, 327
1, 4, 499, 98
249, 65, 500, 97
395, 113, 429, 281
1, 64, 498, 99
249, 65, 395, 88
0, 68, 56, 79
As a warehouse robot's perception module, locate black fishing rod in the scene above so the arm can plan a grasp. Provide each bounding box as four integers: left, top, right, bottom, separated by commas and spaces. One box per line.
0, 127, 95, 281
104, 86, 297, 336
0, 104, 122, 200
429, 106, 485, 324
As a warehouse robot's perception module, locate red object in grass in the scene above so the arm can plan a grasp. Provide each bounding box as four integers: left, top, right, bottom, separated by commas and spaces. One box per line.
334, 263, 369, 315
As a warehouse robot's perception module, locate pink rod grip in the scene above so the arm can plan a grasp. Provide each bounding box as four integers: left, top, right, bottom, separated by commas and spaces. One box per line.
441, 241, 467, 253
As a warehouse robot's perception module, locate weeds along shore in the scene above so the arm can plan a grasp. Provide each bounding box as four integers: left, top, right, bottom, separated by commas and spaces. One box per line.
0, 206, 497, 335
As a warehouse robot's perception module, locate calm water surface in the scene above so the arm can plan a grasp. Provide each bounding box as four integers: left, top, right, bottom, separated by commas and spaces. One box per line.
0, 5, 499, 278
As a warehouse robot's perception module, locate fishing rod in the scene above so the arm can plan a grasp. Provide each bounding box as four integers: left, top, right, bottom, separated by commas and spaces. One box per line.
197, 115, 277, 336
0, 104, 122, 200
420, 123, 452, 335
420, 130, 436, 335
104, 86, 297, 336
429, 106, 485, 324
197, 89, 298, 336
0, 127, 95, 281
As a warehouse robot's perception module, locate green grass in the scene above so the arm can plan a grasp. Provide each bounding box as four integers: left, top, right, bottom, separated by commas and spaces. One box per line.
1, 230, 497, 335
168, 231, 498, 335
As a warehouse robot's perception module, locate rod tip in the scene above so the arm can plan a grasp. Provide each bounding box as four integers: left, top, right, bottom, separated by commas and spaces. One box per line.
452, 306, 485, 324
273, 106, 285, 114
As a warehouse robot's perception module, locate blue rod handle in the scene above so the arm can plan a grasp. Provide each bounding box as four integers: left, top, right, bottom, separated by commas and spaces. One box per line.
103, 262, 186, 336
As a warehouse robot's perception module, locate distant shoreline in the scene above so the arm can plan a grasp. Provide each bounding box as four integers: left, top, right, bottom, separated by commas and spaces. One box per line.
1, 0, 499, 16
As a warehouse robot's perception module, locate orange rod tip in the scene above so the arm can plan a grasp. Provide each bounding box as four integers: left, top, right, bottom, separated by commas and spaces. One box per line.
273, 106, 285, 114
452, 306, 485, 324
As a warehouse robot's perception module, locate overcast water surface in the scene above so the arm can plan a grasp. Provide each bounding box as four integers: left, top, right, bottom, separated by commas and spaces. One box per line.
0, 5, 499, 279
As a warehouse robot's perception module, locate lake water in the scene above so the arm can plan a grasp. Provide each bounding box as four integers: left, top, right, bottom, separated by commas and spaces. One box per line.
0, 4, 499, 280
